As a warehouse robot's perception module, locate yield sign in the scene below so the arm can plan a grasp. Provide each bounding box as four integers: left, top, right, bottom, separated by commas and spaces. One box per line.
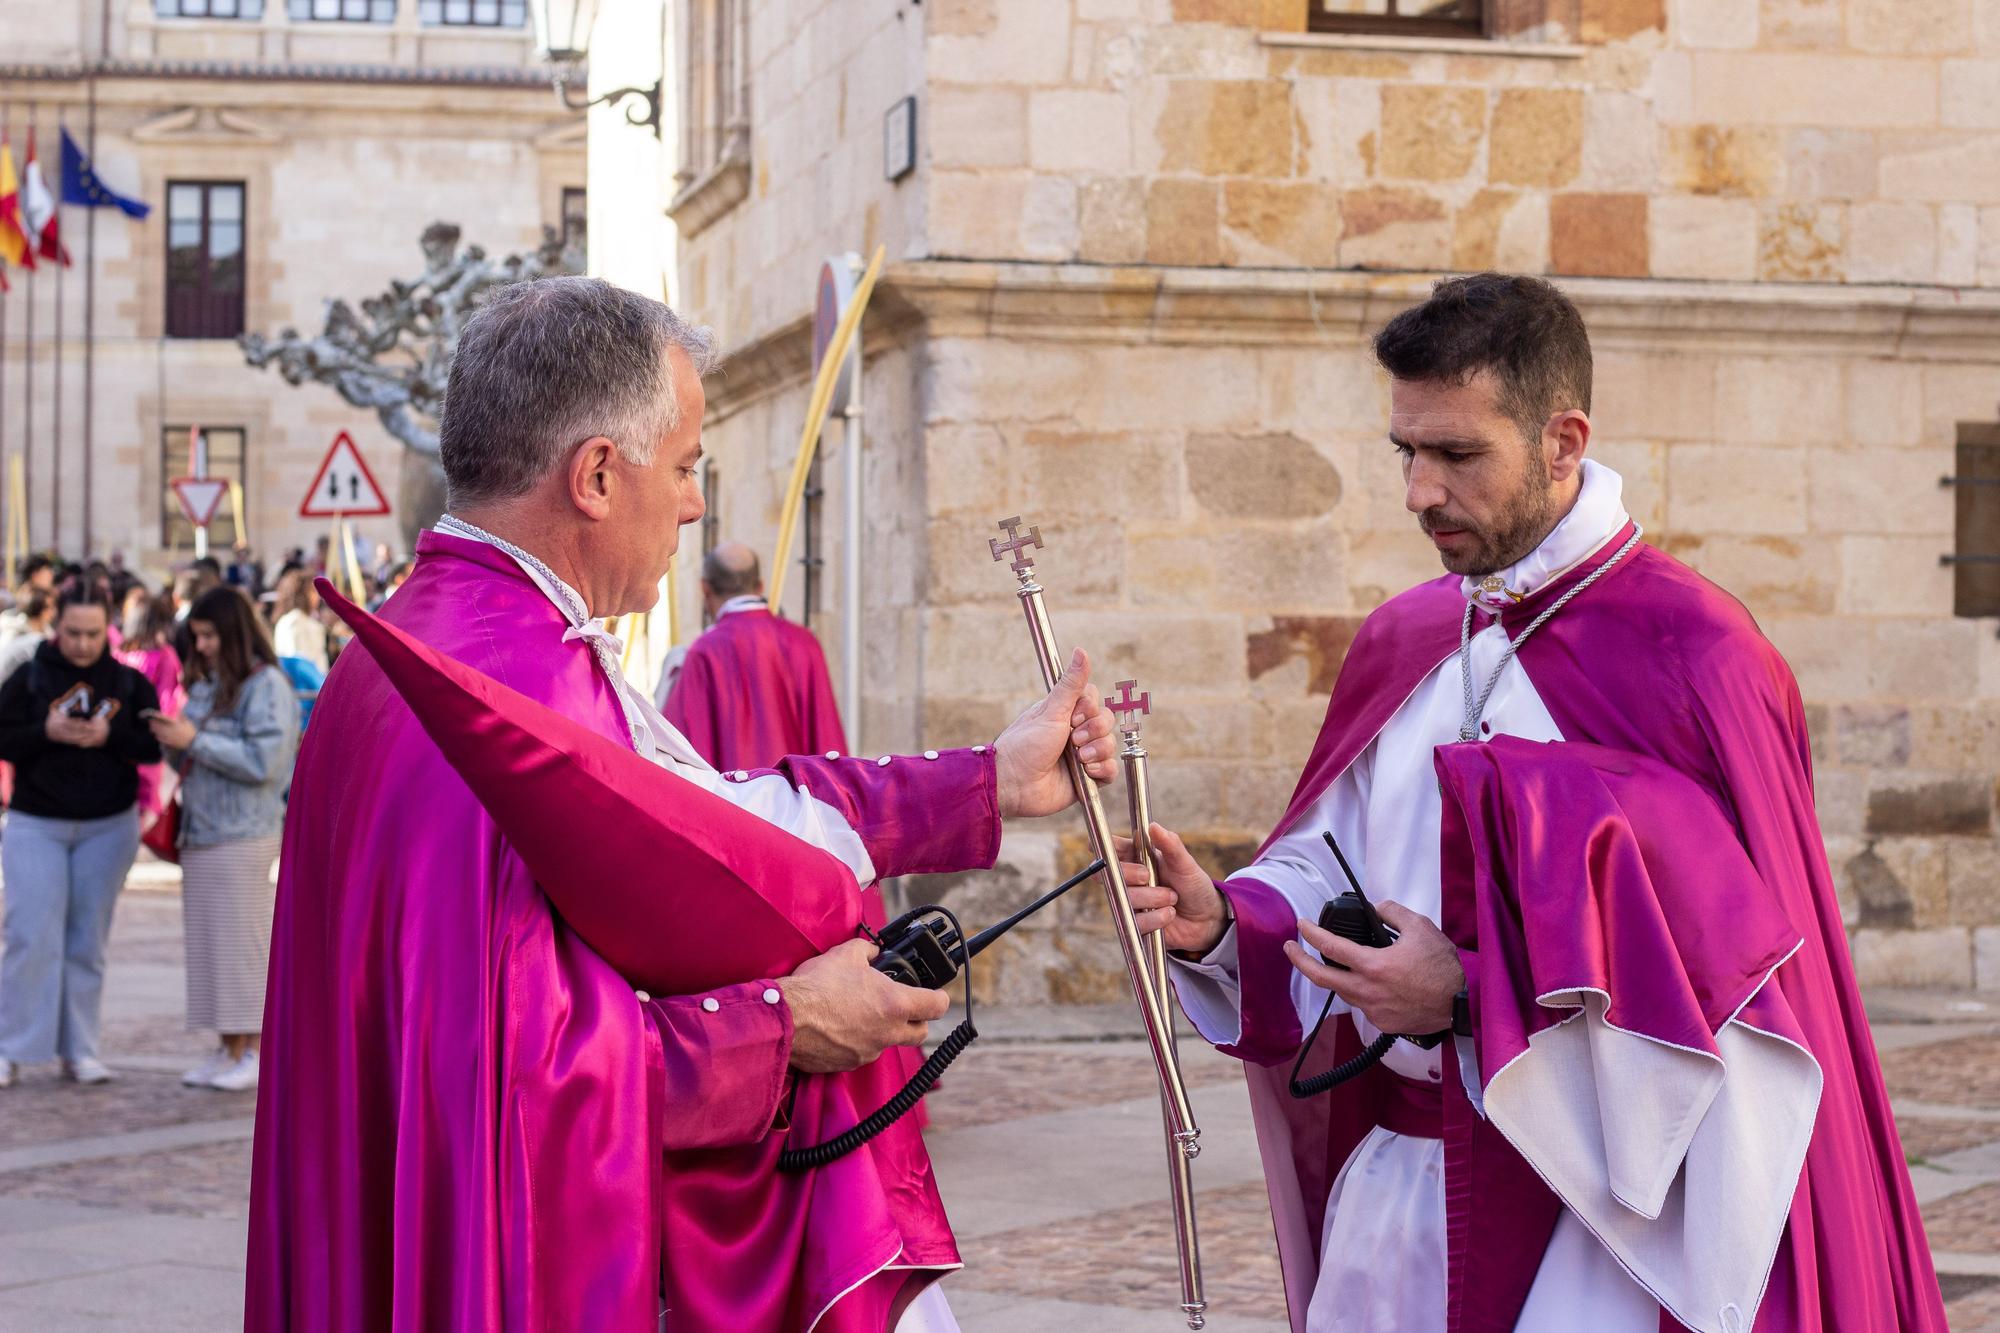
299, 430, 391, 518
170, 477, 229, 528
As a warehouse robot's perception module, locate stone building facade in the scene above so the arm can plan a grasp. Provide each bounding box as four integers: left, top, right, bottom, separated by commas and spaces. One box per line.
656, 0, 2000, 999
0, 0, 582, 576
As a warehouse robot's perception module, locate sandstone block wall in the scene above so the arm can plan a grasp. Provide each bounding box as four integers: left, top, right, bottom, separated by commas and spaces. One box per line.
668, 0, 2000, 1000
922, 0, 2000, 288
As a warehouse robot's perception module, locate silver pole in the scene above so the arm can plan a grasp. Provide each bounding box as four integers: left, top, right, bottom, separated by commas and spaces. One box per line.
841, 291, 863, 750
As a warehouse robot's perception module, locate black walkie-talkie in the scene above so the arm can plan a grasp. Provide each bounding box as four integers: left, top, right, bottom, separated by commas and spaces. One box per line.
1289, 832, 1447, 1099
1316, 831, 1396, 954
779, 858, 1109, 1175
870, 858, 1106, 991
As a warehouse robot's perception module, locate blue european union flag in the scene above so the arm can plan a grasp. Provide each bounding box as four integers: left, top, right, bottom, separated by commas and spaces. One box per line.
60, 128, 149, 220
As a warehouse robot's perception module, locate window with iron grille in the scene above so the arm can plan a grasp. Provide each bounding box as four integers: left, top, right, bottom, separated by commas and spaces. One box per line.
166, 181, 246, 340
289, 0, 395, 19
1950, 422, 2000, 619
1309, 0, 1483, 37
155, 0, 266, 16
419, 0, 528, 25
561, 187, 587, 261
161, 427, 246, 550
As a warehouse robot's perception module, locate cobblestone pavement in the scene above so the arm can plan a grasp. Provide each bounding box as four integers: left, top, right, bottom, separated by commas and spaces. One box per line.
0, 882, 1996, 1330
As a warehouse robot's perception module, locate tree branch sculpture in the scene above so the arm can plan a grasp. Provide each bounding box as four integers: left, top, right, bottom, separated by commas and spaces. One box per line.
240, 222, 582, 542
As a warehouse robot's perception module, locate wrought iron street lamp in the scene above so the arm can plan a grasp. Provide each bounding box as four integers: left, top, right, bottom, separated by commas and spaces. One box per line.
531, 0, 664, 138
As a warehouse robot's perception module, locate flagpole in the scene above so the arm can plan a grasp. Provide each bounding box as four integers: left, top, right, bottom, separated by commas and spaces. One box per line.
0, 126, 8, 580
43, 110, 60, 557
82, 59, 99, 557
21, 122, 34, 559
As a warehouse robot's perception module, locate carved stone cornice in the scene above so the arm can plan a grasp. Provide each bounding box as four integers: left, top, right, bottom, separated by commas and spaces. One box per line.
131, 104, 282, 144
0, 59, 553, 87
700, 260, 2000, 423
875, 262, 2000, 362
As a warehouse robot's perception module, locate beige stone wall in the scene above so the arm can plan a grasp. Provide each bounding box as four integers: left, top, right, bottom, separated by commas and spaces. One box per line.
0, 4, 582, 578
922, 0, 2000, 288
672, 0, 926, 348
663, 1, 2000, 1001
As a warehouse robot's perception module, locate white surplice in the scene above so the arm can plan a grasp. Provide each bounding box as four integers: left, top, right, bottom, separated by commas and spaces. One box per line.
1172, 462, 1658, 1333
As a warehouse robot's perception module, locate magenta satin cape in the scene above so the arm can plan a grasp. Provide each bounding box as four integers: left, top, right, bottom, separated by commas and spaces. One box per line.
666, 608, 848, 773
248, 533, 998, 1332
1216, 526, 1944, 1333
312, 577, 864, 994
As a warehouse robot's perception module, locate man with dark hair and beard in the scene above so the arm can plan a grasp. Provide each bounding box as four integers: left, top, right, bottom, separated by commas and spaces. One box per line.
1121, 274, 1944, 1333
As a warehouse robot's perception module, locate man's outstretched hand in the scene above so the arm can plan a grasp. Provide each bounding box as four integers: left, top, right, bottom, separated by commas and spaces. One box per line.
1120, 822, 1231, 957
992, 647, 1117, 819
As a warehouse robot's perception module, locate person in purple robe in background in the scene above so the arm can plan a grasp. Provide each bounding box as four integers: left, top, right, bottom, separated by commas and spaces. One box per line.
247, 277, 1119, 1333
1122, 274, 1945, 1333
663, 542, 846, 772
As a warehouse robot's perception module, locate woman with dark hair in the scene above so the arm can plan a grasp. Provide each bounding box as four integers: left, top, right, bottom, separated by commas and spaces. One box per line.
0, 582, 163, 1088
114, 587, 185, 830
147, 586, 299, 1092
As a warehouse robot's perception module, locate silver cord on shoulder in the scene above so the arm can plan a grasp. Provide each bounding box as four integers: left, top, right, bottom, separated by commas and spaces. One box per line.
1458, 528, 1643, 743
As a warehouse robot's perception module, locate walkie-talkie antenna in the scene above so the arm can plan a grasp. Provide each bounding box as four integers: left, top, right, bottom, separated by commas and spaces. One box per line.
961, 858, 1106, 962
1321, 831, 1368, 901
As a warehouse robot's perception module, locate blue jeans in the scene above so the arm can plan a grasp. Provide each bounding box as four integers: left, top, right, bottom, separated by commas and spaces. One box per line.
0, 809, 141, 1063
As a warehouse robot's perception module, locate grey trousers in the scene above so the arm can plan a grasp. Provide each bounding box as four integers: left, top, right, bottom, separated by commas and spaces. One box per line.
0, 809, 141, 1063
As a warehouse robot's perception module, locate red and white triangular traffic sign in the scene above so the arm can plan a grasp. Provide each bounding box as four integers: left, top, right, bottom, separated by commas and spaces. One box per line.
170, 477, 230, 527
299, 430, 392, 518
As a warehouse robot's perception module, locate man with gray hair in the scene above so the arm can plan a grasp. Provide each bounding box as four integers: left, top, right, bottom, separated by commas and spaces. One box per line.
662, 541, 847, 773
248, 277, 1119, 1332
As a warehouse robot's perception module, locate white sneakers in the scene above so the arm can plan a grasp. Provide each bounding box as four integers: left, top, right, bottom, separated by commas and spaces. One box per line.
207, 1049, 259, 1092
182, 1048, 231, 1087
183, 1046, 259, 1091
64, 1057, 115, 1085
0, 1056, 117, 1086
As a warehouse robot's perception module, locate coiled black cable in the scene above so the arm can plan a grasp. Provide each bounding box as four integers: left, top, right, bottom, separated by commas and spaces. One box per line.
777, 1017, 978, 1172
1288, 988, 1397, 1099
777, 904, 975, 1173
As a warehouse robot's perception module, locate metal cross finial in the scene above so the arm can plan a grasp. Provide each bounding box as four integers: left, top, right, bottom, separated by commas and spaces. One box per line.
988, 516, 1043, 574
1107, 679, 1151, 732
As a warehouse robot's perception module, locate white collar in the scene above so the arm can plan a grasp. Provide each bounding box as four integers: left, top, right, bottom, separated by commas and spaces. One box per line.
1462, 459, 1631, 612
716, 594, 767, 620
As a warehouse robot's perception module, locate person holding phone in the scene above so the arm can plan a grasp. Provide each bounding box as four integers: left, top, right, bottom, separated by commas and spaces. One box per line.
0, 581, 163, 1088
146, 586, 300, 1094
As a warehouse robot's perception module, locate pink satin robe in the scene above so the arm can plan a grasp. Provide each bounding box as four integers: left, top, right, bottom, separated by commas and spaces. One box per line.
247, 533, 999, 1331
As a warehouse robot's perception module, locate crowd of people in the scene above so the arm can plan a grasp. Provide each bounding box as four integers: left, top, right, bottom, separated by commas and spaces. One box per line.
0, 537, 407, 1094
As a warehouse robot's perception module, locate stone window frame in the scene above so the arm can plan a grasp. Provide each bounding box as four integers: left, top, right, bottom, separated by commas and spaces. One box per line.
164, 178, 248, 341
155, 0, 265, 17
1286, 0, 1586, 47
289, 0, 396, 21
666, 0, 751, 240
1949, 422, 2000, 621
160, 425, 247, 549
418, 0, 529, 26
1309, 0, 1483, 40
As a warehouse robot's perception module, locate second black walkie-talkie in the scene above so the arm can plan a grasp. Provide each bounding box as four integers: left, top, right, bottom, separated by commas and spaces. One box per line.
1315, 832, 1397, 956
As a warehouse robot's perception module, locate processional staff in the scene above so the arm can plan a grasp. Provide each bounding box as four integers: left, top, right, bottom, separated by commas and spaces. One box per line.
986, 516, 1206, 1329
1107, 677, 1207, 1330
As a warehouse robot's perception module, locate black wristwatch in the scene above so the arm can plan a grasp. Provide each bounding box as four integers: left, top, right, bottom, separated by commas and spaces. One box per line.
1451, 989, 1472, 1038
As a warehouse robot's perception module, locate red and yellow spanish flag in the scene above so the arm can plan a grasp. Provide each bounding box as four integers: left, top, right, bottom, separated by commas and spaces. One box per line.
0, 137, 37, 273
